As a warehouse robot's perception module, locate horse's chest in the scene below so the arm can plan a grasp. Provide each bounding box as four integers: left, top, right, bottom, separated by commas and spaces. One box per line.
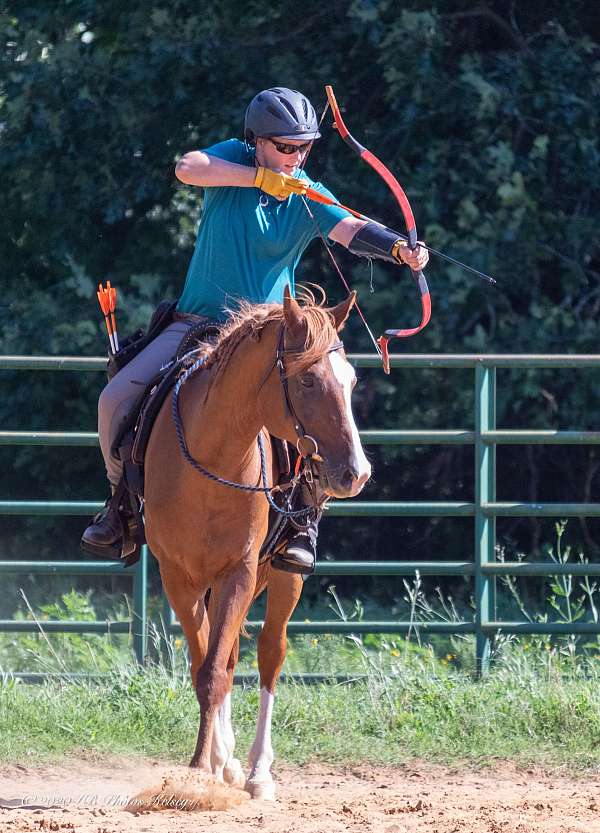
174, 494, 267, 564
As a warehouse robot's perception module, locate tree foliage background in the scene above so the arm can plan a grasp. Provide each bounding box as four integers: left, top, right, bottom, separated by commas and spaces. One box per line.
1, 1, 600, 611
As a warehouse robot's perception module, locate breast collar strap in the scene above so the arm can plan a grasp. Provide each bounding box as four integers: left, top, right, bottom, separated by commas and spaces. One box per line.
276, 325, 343, 461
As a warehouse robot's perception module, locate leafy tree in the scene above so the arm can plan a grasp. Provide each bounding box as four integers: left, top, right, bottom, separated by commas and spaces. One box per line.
1, 2, 599, 606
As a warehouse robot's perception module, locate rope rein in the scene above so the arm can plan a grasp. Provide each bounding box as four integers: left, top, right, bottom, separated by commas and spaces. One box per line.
171, 357, 315, 519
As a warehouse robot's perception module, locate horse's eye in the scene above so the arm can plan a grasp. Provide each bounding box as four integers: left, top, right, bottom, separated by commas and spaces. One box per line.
299, 374, 314, 388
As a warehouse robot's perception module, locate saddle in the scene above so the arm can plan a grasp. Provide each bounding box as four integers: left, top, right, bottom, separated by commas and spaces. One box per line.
107, 316, 301, 567
132, 318, 231, 486
109, 317, 220, 564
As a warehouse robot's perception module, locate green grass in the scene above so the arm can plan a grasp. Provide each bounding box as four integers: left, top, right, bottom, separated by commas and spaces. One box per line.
2, 522, 600, 771
2, 645, 600, 771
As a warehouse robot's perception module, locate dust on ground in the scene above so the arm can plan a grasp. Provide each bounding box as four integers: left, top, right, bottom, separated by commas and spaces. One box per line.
1, 755, 599, 832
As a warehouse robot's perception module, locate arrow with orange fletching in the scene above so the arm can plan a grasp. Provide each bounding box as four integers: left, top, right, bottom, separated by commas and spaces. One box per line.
106, 281, 119, 351
97, 281, 118, 354
303, 185, 496, 285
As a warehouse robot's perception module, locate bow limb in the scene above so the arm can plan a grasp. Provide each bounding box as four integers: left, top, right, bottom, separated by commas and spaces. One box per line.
325, 85, 431, 373
376, 275, 432, 373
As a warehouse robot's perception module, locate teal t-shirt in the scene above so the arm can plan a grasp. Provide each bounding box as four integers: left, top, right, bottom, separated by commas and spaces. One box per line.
176, 139, 350, 320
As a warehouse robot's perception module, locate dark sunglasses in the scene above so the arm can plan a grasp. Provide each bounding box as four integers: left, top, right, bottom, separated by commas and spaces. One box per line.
266, 138, 312, 155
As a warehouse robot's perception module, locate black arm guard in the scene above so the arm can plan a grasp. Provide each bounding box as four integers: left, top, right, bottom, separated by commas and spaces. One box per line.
347, 221, 404, 263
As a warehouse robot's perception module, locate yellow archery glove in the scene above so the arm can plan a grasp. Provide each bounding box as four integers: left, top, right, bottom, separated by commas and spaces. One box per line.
254, 166, 308, 199
391, 240, 410, 264
392, 239, 429, 271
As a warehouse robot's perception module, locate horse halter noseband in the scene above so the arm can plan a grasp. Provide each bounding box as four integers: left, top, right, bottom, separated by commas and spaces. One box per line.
276, 324, 344, 462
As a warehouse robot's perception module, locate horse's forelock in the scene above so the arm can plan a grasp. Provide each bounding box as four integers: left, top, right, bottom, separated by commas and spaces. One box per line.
283, 304, 338, 377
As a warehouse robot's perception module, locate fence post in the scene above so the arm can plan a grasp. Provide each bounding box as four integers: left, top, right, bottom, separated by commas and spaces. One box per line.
475, 363, 496, 674
132, 544, 148, 664
154, 593, 175, 668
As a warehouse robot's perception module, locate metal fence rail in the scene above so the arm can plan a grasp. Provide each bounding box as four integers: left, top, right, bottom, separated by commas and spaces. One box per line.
2, 353, 600, 674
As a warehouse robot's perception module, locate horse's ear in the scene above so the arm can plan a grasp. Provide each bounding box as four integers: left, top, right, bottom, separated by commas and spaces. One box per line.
283, 284, 306, 338
328, 290, 356, 332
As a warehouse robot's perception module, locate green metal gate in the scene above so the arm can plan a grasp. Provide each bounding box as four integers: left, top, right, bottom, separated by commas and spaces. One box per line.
2, 353, 600, 673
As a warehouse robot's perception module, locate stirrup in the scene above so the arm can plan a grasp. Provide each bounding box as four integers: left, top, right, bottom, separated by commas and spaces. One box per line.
271, 553, 315, 576
80, 533, 139, 566
80, 482, 143, 566
80, 537, 123, 560
271, 536, 316, 576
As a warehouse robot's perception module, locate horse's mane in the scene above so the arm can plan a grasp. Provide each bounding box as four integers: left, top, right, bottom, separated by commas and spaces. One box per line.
200, 287, 338, 386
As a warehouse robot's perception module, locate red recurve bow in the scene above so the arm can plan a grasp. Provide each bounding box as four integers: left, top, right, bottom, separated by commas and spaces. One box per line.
306, 85, 432, 374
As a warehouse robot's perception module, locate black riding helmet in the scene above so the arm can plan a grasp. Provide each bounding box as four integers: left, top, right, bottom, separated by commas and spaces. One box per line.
244, 87, 320, 142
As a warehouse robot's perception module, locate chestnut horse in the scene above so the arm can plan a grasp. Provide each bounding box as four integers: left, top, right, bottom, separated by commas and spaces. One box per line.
144, 287, 371, 799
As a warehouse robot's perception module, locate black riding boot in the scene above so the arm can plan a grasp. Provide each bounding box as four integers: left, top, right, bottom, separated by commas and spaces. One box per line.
80, 498, 123, 560
272, 517, 319, 576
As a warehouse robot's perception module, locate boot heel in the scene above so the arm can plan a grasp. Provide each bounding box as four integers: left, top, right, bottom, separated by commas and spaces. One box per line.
80, 537, 123, 560
271, 551, 315, 576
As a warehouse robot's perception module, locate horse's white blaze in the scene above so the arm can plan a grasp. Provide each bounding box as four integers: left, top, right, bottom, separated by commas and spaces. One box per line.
245, 687, 276, 799
329, 351, 371, 493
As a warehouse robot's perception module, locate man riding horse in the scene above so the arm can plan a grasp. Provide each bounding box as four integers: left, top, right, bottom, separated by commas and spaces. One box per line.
81, 86, 429, 574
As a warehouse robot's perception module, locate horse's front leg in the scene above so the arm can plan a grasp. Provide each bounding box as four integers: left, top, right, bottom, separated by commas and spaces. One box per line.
246, 567, 303, 800
209, 637, 245, 787
190, 559, 256, 771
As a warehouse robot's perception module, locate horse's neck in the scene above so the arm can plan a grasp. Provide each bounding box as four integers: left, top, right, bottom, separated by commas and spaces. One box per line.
181, 325, 276, 471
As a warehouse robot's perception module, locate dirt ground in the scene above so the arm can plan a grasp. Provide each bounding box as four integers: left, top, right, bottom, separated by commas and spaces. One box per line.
0, 756, 599, 833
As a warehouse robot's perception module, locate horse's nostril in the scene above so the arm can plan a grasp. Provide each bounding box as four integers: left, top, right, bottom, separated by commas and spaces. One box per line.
341, 466, 359, 488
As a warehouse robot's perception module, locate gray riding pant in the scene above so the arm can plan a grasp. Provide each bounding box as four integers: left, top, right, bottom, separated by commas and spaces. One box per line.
98, 320, 194, 487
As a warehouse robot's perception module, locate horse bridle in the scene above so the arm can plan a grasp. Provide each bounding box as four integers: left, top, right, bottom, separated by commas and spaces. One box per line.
172, 322, 344, 515
275, 324, 344, 463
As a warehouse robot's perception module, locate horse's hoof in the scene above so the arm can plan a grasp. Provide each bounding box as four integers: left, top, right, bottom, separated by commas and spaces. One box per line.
224, 758, 245, 788
245, 779, 276, 801
189, 757, 211, 772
